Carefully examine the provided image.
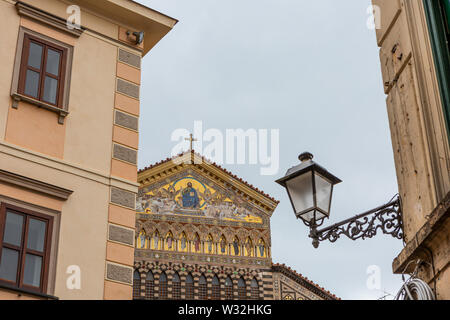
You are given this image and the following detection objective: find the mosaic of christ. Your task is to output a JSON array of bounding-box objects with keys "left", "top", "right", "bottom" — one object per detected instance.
[{"left": 136, "top": 176, "right": 263, "bottom": 224}]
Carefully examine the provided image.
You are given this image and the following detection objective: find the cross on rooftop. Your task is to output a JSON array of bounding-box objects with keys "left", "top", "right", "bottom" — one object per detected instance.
[{"left": 185, "top": 133, "right": 197, "bottom": 152}]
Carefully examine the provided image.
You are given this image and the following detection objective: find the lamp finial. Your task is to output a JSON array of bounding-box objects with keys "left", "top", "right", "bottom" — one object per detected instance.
[{"left": 299, "top": 152, "right": 313, "bottom": 162}]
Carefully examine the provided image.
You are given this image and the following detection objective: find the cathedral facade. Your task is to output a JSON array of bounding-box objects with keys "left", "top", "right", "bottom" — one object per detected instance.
[{"left": 133, "top": 151, "right": 337, "bottom": 300}]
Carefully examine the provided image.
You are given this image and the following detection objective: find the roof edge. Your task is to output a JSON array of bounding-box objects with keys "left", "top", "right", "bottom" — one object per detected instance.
[
  {"left": 272, "top": 263, "right": 340, "bottom": 300},
  {"left": 138, "top": 150, "right": 280, "bottom": 205}
]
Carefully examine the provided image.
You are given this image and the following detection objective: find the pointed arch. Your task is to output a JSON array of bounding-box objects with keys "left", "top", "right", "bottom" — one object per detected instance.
[
  {"left": 172, "top": 272, "right": 181, "bottom": 300},
  {"left": 198, "top": 274, "right": 207, "bottom": 300},
  {"left": 219, "top": 235, "right": 228, "bottom": 255},
  {"left": 238, "top": 277, "right": 246, "bottom": 299},
  {"left": 151, "top": 229, "right": 160, "bottom": 250},
  {"left": 133, "top": 270, "right": 141, "bottom": 299},
  {"left": 185, "top": 273, "right": 194, "bottom": 299},
  {"left": 179, "top": 231, "right": 188, "bottom": 252},
  {"left": 192, "top": 232, "right": 201, "bottom": 253},
  {"left": 159, "top": 272, "right": 168, "bottom": 300},
  {"left": 257, "top": 238, "right": 266, "bottom": 258},
  {"left": 212, "top": 275, "right": 220, "bottom": 300},
  {"left": 164, "top": 231, "right": 175, "bottom": 251},
  {"left": 232, "top": 236, "right": 240, "bottom": 256},
  {"left": 225, "top": 276, "right": 233, "bottom": 300},
  {"left": 244, "top": 237, "right": 253, "bottom": 257},
  {"left": 250, "top": 278, "right": 259, "bottom": 300},
  {"left": 137, "top": 229, "right": 147, "bottom": 249},
  {"left": 145, "top": 271, "right": 154, "bottom": 300},
  {"left": 206, "top": 233, "right": 214, "bottom": 254}
]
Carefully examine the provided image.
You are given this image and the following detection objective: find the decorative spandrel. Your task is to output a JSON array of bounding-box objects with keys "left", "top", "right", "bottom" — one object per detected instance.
[{"left": 137, "top": 174, "right": 264, "bottom": 224}]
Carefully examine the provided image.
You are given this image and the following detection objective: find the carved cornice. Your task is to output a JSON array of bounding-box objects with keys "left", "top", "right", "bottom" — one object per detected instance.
[
  {"left": 0, "top": 169, "right": 73, "bottom": 201},
  {"left": 134, "top": 258, "right": 271, "bottom": 276},
  {"left": 135, "top": 249, "right": 271, "bottom": 268},
  {"left": 16, "top": 1, "right": 85, "bottom": 38}
]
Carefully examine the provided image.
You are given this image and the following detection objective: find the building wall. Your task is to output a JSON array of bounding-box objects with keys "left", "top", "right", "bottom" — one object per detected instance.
[
  {"left": 372, "top": 0, "right": 450, "bottom": 299},
  {"left": 0, "top": 0, "right": 174, "bottom": 300},
  {"left": 133, "top": 154, "right": 337, "bottom": 300},
  {"left": 272, "top": 273, "right": 322, "bottom": 300}
]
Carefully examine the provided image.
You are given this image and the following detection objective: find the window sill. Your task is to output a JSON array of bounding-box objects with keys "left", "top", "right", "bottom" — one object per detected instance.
[
  {"left": 11, "top": 93, "right": 69, "bottom": 125},
  {"left": 0, "top": 283, "right": 58, "bottom": 300}
]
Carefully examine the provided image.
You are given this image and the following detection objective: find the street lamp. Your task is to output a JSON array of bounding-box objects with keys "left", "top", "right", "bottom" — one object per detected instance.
[
  {"left": 276, "top": 152, "right": 403, "bottom": 248},
  {"left": 275, "top": 152, "right": 341, "bottom": 227}
]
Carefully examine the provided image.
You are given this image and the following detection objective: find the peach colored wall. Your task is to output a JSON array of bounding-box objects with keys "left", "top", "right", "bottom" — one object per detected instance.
[
  {"left": 0, "top": 0, "right": 120, "bottom": 300},
  {"left": 111, "top": 159, "right": 138, "bottom": 182},
  {"left": 5, "top": 101, "right": 66, "bottom": 159},
  {"left": 104, "top": 280, "right": 132, "bottom": 300},
  {"left": 0, "top": 289, "right": 44, "bottom": 300},
  {"left": 115, "top": 93, "right": 140, "bottom": 116},
  {"left": 116, "top": 62, "right": 141, "bottom": 85},
  {"left": 106, "top": 242, "right": 134, "bottom": 266},
  {"left": 0, "top": 1, "right": 20, "bottom": 141},
  {"left": 108, "top": 204, "right": 136, "bottom": 229},
  {"left": 0, "top": 181, "right": 63, "bottom": 212},
  {"left": 113, "top": 126, "right": 139, "bottom": 149},
  {"left": 63, "top": 33, "right": 117, "bottom": 173},
  {"left": 0, "top": 148, "right": 111, "bottom": 299},
  {"left": 0, "top": 0, "right": 158, "bottom": 300},
  {"left": 20, "top": 17, "right": 76, "bottom": 46},
  {"left": 21, "top": 0, "right": 119, "bottom": 40}
]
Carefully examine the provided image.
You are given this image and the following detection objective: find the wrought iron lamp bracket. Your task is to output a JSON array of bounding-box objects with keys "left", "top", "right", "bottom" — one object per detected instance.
[{"left": 309, "top": 196, "right": 403, "bottom": 248}]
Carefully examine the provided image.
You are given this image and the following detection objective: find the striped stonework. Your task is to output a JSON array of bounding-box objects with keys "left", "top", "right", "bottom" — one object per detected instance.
[
  {"left": 134, "top": 261, "right": 267, "bottom": 300},
  {"left": 261, "top": 269, "right": 274, "bottom": 300},
  {"left": 104, "top": 46, "right": 141, "bottom": 300},
  {"left": 134, "top": 153, "right": 338, "bottom": 300}
]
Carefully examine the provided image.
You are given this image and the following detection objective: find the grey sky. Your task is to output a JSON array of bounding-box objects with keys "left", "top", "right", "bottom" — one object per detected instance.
[{"left": 136, "top": 0, "right": 404, "bottom": 299}]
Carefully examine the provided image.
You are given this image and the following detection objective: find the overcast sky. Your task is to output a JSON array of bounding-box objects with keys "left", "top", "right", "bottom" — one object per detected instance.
[{"left": 136, "top": 0, "right": 404, "bottom": 300}]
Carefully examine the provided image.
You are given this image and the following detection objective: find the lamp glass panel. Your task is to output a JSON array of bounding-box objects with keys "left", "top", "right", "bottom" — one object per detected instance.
[
  {"left": 315, "top": 210, "right": 326, "bottom": 221},
  {"left": 314, "top": 172, "right": 332, "bottom": 214},
  {"left": 286, "top": 171, "right": 313, "bottom": 215},
  {"left": 299, "top": 209, "right": 315, "bottom": 223}
]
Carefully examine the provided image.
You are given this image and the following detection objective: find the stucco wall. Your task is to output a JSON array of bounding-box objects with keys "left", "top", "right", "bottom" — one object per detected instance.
[{"left": 0, "top": 0, "right": 144, "bottom": 299}]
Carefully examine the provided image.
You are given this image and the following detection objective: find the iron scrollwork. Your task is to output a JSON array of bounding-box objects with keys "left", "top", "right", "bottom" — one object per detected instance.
[{"left": 309, "top": 196, "right": 403, "bottom": 248}]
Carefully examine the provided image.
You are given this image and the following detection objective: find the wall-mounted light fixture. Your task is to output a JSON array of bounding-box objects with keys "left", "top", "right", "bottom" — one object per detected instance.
[
  {"left": 276, "top": 152, "right": 403, "bottom": 248},
  {"left": 126, "top": 30, "right": 145, "bottom": 45}
]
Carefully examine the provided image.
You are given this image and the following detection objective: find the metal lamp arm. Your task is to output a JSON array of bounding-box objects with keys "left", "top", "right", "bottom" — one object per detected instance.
[{"left": 309, "top": 196, "right": 403, "bottom": 248}]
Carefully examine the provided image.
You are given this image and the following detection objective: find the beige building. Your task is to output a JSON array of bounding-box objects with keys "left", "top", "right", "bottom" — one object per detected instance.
[
  {"left": 372, "top": 0, "right": 449, "bottom": 299},
  {"left": 0, "top": 0, "right": 176, "bottom": 299}
]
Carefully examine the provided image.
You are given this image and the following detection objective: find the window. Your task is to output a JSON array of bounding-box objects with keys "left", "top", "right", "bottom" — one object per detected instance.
[
  {"left": 133, "top": 270, "right": 141, "bottom": 299},
  {"left": 198, "top": 275, "right": 207, "bottom": 300},
  {"left": 424, "top": 0, "right": 450, "bottom": 137},
  {"left": 212, "top": 275, "right": 220, "bottom": 300},
  {"left": 18, "top": 34, "right": 67, "bottom": 108},
  {"left": 0, "top": 204, "right": 53, "bottom": 293},
  {"left": 238, "top": 277, "right": 246, "bottom": 300},
  {"left": 172, "top": 272, "right": 181, "bottom": 300},
  {"left": 251, "top": 278, "right": 259, "bottom": 300},
  {"left": 185, "top": 273, "right": 194, "bottom": 299},
  {"left": 11, "top": 28, "right": 74, "bottom": 124},
  {"left": 145, "top": 271, "right": 154, "bottom": 300},
  {"left": 225, "top": 277, "right": 233, "bottom": 300},
  {"left": 159, "top": 272, "right": 167, "bottom": 300}
]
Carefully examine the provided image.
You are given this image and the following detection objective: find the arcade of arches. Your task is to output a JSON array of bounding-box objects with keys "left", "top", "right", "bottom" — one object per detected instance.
[{"left": 133, "top": 152, "right": 338, "bottom": 300}]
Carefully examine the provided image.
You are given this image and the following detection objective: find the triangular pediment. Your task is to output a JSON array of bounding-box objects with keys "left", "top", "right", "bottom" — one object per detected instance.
[{"left": 137, "top": 152, "right": 278, "bottom": 225}]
